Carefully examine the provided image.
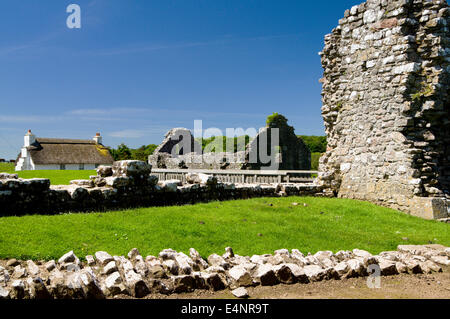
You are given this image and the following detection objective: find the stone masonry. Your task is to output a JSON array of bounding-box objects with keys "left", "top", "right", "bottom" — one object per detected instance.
[
  {"left": 317, "top": 0, "right": 450, "bottom": 219},
  {"left": 0, "top": 244, "right": 448, "bottom": 299},
  {"left": 0, "top": 161, "right": 319, "bottom": 216}
]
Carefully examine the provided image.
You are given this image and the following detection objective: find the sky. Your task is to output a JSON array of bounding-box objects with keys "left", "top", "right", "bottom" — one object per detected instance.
[{"left": 0, "top": 0, "right": 362, "bottom": 160}]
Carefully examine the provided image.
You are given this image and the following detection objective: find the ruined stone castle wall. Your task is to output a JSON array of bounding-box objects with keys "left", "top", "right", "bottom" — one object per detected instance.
[
  {"left": 0, "top": 161, "right": 320, "bottom": 216},
  {"left": 318, "top": 0, "right": 449, "bottom": 219}
]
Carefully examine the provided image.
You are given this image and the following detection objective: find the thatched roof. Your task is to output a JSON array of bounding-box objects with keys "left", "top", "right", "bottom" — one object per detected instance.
[{"left": 26, "top": 137, "right": 114, "bottom": 165}]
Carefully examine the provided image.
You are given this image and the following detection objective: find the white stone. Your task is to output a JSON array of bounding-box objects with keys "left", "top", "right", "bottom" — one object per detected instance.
[
  {"left": 102, "top": 261, "right": 118, "bottom": 275},
  {"left": 228, "top": 266, "right": 253, "bottom": 287},
  {"left": 45, "top": 260, "right": 56, "bottom": 272},
  {"left": 86, "top": 255, "right": 95, "bottom": 266},
  {"left": 26, "top": 260, "right": 40, "bottom": 276},
  {"left": 352, "top": 249, "right": 372, "bottom": 258},
  {"left": 431, "top": 256, "right": 450, "bottom": 266},
  {"left": 95, "top": 251, "right": 114, "bottom": 266},
  {"left": 232, "top": 287, "right": 249, "bottom": 299},
  {"left": 105, "top": 272, "right": 122, "bottom": 288},
  {"left": 58, "top": 251, "right": 77, "bottom": 264},
  {"left": 303, "top": 265, "right": 326, "bottom": 282},
  {"left": 363, "top": 9, "right": 377, "bottom": 24},
  {"left": 334, "top": 262, "right": 349, "bottom": 276}
]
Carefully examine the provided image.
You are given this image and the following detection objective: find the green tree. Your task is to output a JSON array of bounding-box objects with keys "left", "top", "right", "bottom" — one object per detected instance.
[
  {"left": 109, "top": 143, "right": 158, "bottom": 161},
  {"left": 298, "top": 136, "right": 327, "bottom": 153},
  {"left": 266, "top": 112, "right": 289, "bottom": 128}
]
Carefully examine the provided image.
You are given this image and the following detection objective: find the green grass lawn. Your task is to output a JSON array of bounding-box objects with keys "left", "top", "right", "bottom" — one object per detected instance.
[
  {"left": 0, "top": 197, "right": 447, "bottom": 261},
  {"left": 0, "top": 163, "right": 15, "bottom": 173},
  {"left": 0, "top": 163, "right": 95, "bottom": 185}
]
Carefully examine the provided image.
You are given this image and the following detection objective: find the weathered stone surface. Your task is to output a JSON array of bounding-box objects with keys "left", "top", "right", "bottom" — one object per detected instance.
[
  {"left": 70, "top": 180, "right": 94, "bottom": 188},
  {"left": 431, "top": 256, "right": 450, "bottom": 266},
  {"left": 0, "top": 244, "right": 449, "bottom": 299},
  {"left": 10, "top": 280, "right": 26, "bottom": 299},
  {"left": 346, "top": 259, "right": 366, "bottom": 277},
  {"left": 13, "top": 265, "right": 27, "bottom": 279},
  {"left": 317, "top": 0, "right": 450, "bottom": 219},
  {"left": 303, "top": 265, "right": 327, "bottom": 282},
  {"left": 102, "top": 261, "right": 118, "bottom": 276},
  {"left": 189, "top": 248, "right": 209, "bottom": 270},
  {"left": 112, "top": 160, "right": 152, "bottom": 178},
  {"left": 201, "top": 272, "right": 226, "bottom": 291},
  {"left": 45, "top": 260, "right": 56, "bottom": 272},
  {"left": 6, "top": 259, "right": 19, "bottom": 268},
  {"left": 174, "top": 252, "right": 194, "bottom": 275},
  {"left": 96, "top": 165, "right": 113, "bottom": 178},
  {"left": 228, "top": 266, "right": 253, "bottom": 288},
  {"left": 58, "top": 251, "right": 78, "bottom": 264},
  {"left": 186, "top": 173, "right": 218, "bottom": 185},
  {"left": 104, "top": 272, "right": 126, "bottom": 296},
  {"left": 95, "top": 251, "right": 114, "bottom": 266},
  {"left": 334, "top": 262, "right": 350, "bottom": 277},
  {"left": 85, "top": 255, "right": 95, "bottom": 266},
  {"left": 116, "top": 256, "right": 149, "bottom": 298},
  {"left": 26, "top": 260, "right": 40, "bottom": 276},
  {"left": 0, "top": 173, "right": 18, "bottom": 180},
  {"left": 79, "top": 270, "right": 104, "bottom": 299},
  {"left": 163, "top": 260, "right": 179, "bottom": 275},
  {"left": 0, "top": 266, "right": 10, "bottom": 285},
  {"left": 377, "top": 259, "right": 398, "bottom": 276},
  {"left": 273, "top": 264, "right": 296, "bottom": 284},
  {"left": 0, "top": 286, "right": 10, "bottom": 299},
  {"left": 207, "top": 254, "right": 230, "bottom": 270},
  {"left": 172, "top": 275, "right": 196, "bottom": 293},
  {"left": 232, "top": 287, "right": 249, "bottom": 299},
  {"left": 353, "top": 249, "right": 372, "bottom": 259},
  {"left": 127, "top": 248, "right": 141, "bottom": 260},
  {"left": 30, "top": 277, "right": 51, "bottom": 299},
  {"left": 253, "top": 264, "right": 278, "bottom": 286},
  {"left": 223, "top": 247, "right": 235, "bottom": 260}
]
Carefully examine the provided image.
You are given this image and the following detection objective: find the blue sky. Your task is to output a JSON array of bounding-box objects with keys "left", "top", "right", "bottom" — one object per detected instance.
[{"left": 0, "top": 0, "right": 361, "bottom": 160}]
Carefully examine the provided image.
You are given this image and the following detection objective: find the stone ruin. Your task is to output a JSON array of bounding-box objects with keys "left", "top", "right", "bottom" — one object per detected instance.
[
  {"left": 0, "top": 244, "right": 449, "bottom": 299},
  {"left": 0, "top": 161, "right": 319, "bottom": 216},
  {"left": 245, "top": 118, "right": 311, "bottom": 171},
  {"left": 317, "top": 0, "right": 450, "bottom": 219},
  {"left": 149, "top": 121, "right": 311, "bottom": 171}
]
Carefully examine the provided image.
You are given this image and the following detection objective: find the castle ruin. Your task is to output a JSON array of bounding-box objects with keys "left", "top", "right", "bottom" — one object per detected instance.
[{"left": 317, "top": 0, "right": 450, "bottom": 219}]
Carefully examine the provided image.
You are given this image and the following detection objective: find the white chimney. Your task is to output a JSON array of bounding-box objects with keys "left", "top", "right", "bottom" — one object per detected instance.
[
  {"left": 24, "top": 129, "right": 35, "bottom": 147},
  {"left": 93, "top": 132, "right": 102, "bottom": 144}
]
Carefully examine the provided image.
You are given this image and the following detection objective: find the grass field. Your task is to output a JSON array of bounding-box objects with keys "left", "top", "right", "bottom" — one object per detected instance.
[
  {"left": 0, "top": 163, "right": 95, "bottom": 185},
  {"left": 0, "top": 197, "right": 448, "bottom": 261}
]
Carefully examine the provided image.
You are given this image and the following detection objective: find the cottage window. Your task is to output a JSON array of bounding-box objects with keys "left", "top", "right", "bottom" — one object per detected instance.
[
  {"left": 60, "top": 164, "right": 66, "bottom": 170},
  {"left": 79, "top": 164, "right": 85, "bottom": 170}
]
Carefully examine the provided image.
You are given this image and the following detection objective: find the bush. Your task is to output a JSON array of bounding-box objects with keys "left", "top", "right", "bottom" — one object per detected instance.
[
  {"left": 109, "top": 144, "right": 158, "bottom": 161},
  {"left": 266, "top": 112, "right": 289, "bottom": 127},
  {"left": 299, "top": 136, "right": 327, "bottom": 153}
]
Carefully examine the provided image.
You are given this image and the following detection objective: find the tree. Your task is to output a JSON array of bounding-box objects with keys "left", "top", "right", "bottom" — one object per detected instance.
[
  {"left": 109, "top": 143, "right": 158, "bottom": 161},
  {"left": 266, "top": 112, "right": 289, "bottom": 128},
  {"left": 298, "top": 136, "right": 327, "bottom": 153}
]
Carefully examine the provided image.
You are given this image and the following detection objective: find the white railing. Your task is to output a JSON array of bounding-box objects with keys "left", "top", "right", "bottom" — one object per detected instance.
[{"left": 152, "top": 168, "right": 318, "bottom": 184}]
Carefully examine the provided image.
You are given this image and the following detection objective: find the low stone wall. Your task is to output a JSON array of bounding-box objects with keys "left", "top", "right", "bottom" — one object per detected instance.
[
  {"left": 0, "top": 244, "right": 448, "bottom": 299},
  {"left": 0, "top": 161, "right": 322, "bottom": 216}
]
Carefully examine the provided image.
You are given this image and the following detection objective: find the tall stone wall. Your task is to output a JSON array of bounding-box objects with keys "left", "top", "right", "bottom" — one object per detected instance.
[{"left": 318, "top": 0, "right": 450, "bottom": 219}]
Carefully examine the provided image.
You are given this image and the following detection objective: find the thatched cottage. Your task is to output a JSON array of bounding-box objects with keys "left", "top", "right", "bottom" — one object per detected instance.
[{"left": 15, "top": 130, "right": 114, "bottom": 171}]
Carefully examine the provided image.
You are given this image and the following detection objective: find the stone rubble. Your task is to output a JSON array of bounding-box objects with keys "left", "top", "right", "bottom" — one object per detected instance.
[
  {"left": 0, "top": 160, "right": 321, "bottom": 216},
  {"left": 0, "top": 244, "right": 447, "bottom": 299}
]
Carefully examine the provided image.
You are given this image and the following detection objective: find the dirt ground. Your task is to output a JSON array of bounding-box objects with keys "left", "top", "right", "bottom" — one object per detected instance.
[{"left": 130, "top": 268, "right": 450, "bottom": 300}]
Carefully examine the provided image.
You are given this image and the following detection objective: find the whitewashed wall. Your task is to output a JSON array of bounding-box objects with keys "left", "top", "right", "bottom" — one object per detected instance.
[{"left": 33, "top": 164, "right": 101, "bottom": 170}]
